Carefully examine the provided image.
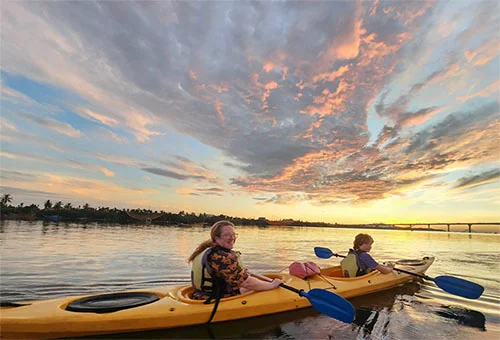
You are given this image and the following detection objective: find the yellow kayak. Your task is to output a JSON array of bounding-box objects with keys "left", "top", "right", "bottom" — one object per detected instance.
[{"left": 0, "top": 257, "right": 434, "bottom": 339}]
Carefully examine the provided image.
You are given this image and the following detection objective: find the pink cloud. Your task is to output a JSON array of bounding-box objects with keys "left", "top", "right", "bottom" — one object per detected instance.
[{"left": 457, "top": 80, "right": 500, "bottom": 102}]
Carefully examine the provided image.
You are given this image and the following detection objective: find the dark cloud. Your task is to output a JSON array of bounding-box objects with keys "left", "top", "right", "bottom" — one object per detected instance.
[
  {"left": 0, "top": 186, "right": 73, "bottom": 200},
  {"left": 141, "top": 167, "right": 205, "bottom": 181},
  {"left": 2, "top": 1, "right": 498, "bottom": 207},
  {"left": 254, "top": 193, "right": 305, "bottom": 205},
  {"left": 252, "top": 196, "right": 269, "bottom": 201},
  {"left": 11, "top": 1, "right": 411, "bottom": 179},
  {"left": 454, "top": 169, "right": 500, "bottom": 189},
  {"left": 0, "top": 170, "right": 36, "bottom": 181},
  {"left": 15, "top": 111, "right": 83, "bottom": 138},
  {"left": 197, "top": 187, "right": 224, "bottom": 193},
  {"left": 194, "top": 187, "right": 224, "bottom": 196}
]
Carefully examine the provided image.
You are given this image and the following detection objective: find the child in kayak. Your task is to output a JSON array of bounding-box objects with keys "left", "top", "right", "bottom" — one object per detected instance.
[
  {"left": 341, "top": 233, "right": 394, "bottom": 278},
  {"left": 188, "top": 220, "right": 282, "bottom": 300}
]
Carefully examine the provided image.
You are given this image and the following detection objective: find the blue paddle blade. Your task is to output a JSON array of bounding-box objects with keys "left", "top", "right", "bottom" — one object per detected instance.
[
  {"left": 300, "top": 288, "right": 355, "bottom": 323},
  {"left": 434, "top": 275, "right": 484, "bottom": 299},
  {"left": 314, "top": 247, "right": 334, "bottom": 259}
]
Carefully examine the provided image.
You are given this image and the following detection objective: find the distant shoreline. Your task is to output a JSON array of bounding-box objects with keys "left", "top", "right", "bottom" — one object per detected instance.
[{"left": 1, "top": 218, "right": 498, "bottom": 234}]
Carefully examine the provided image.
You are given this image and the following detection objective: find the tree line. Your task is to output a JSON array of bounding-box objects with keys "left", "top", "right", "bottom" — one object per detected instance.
[
  {"left": 1, "top": 193, "right": 378, "bottom": 229},
  {"left": 0, "top": 193, "right": 273, "bottom": 226}
]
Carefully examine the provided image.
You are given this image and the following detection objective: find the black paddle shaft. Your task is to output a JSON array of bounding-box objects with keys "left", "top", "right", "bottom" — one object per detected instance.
[
  {"left": 278, "top": 283, "right": 302, "bottom": 294},
  {"left": 391, "top": 267, "right": 432, "bottom": 280},
  {"left": 250, "top": 272, "right": 303, "bottom": 294}
]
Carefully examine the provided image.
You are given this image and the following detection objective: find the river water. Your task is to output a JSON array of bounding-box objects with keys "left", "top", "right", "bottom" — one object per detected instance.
[{"left": 1, "top": 221, "right": 499, "bottom": 339}]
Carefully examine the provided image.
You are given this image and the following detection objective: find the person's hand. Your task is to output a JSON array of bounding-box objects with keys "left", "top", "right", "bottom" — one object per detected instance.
[
  {"left": 271, "top": 278, "right": 283, "bottom": 288},
  {"left": 385, "top": 261, "right": 395, "bottom": 269}
]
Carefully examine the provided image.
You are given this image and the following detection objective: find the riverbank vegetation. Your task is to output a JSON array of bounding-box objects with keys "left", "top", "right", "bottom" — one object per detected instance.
[
  {"left": 3, "top": 193, "right": 496, "bottom": 233},
  {"left": 1, "top": 193, "right": 336, "bottom": 227}
]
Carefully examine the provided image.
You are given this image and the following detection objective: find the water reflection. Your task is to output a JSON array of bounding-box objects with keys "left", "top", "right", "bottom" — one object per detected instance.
[
  {"left": 349, "top": 281, "right": 423, "bottom": 338},
  {"left": 353, "top": 307, "right": 382, "bottom": 336},
  {"left": 74, "top": 307, "right": 320, "bottom": 339},
  {"left": 434, "top": 305, "right": 486, "bottom": 330},
  {"left": 1, "top": 221, "right": 498, "bottom": 340},
  {"left": 349, "top": 280, "right": 487, "bottom": 339}
]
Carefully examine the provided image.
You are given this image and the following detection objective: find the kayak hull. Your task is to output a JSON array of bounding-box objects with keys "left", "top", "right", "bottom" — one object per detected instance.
[{"left": 0, "top": 257, "right": 434, "bottom": 339}]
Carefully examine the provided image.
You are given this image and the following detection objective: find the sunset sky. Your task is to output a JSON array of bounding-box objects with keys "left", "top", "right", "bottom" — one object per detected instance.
[{"left": 1, "top": 1, "right": 499, "bottom": 224}]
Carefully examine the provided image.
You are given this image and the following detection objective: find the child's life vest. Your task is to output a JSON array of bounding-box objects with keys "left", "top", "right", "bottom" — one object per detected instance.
[{"left": 341, "top": 249, "right": 373, "bottom": 278}]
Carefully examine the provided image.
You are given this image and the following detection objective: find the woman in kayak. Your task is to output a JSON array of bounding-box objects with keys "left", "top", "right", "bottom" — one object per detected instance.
[
  {"left": 188, "top": 220, "right": 283, "bottom": 300},
  {"left": 341, "top": 233, "right": 394, "bottom": 277}
]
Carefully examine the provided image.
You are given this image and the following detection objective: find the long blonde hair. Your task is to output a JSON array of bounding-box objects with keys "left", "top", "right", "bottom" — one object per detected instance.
[{"left": 187, "top": 220, "right": 235, "bottom": 263}]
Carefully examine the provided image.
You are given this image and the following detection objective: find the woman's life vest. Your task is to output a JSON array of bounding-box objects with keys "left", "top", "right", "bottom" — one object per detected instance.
[
  {"left": 341, "top": 249, "right": 372, "bottom": 278},
  {"left": 191, "top": 246, "right": 243, "bottom": 298}
]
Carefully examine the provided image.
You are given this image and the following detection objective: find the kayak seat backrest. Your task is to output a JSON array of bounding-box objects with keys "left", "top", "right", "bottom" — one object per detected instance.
[
  {"left": 179, "top": 286, "right": 200, "bottom": 301},
  {"left": 320, "top": 267, "right": 344, "bottom": 278}
]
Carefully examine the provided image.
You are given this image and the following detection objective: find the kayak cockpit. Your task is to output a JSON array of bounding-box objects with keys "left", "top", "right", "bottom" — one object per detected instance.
[{"left": 171, "top": 273, "right": 290, "bottom": 304}]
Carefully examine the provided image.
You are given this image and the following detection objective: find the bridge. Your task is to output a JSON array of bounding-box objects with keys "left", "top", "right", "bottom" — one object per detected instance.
[{"left": 392, "top": 222, "right": 500, "bottom": 233}]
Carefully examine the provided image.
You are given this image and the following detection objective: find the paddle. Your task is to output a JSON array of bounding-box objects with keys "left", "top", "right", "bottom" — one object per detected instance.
[
  {"left": 249, "top": 272, "right": 355, "bottom": 323},
  {"left": 314, "top": 247, "right": 484, "bottom": 300}
]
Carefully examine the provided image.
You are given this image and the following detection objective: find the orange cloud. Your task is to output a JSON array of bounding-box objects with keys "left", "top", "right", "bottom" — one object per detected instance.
[
  {"left": 263, "top": 62, "right": 275, "bottom": 72},
  {"left": 301, "top": 79, "right": 352, "bottom": 117},
  {"left": 209, "top": 83, "right": 229, "bottom": 93},
  {"left": 399, "top": 107, "right": 443, "bottom": 128},
  {"left": 260, "top": 81, "right": 279, "bottom": 110},
  {"left": 312, "top": 65, "right": 350, "bottom": 83},
  {"left": 99, "top": 167, "right": 115, "bottom": 177},
  {"left": 457, "top": 80, "right": 500, "bottom": 102},
  {"left": 214, "top": 98, "right": 225, "bottom": 121},
  {"left": 79, "top": 108, "right": 118, "bottom": 126},
  {"left": 464, "top": 38, "right": 500, "bottom": 66},
  {"left": 319, "top": 17, "right": 365, "bottom": 67},
  {"left": 125, "top": 112, "right": 163, "bottom": 142}
]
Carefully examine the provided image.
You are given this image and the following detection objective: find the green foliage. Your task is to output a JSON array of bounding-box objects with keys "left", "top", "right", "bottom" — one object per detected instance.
[{"left": 0, "top": 193, "right": 269, "bottom": 226}]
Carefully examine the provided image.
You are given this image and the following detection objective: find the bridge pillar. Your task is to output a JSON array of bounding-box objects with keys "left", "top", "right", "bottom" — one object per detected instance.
[
  {"left": 447, "top": 224, "right": 450, "bottom": 232},
  {"left": 428, "top": 224, "right": 430, "bottom": 230},
  {"left": 468, "top": 224, "right": 472, "bottom": 233}
]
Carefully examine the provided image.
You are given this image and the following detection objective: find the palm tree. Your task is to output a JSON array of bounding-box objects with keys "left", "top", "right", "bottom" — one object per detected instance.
[
  {"left": 1, "top": 194, "right": 12, "bottom": 208},
  {"left": 44, "top": 200, "right": 52, "bottom": 210}
]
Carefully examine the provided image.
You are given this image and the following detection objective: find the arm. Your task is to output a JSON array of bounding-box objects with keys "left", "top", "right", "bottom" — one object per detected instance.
[
  {"left": 211, "top": 250, "right": 282, "bottom": 293},
  {"left": 360, "top": 252, "right": 393, "bottom": 274},
  {"left": 375, "top": 263, "right": 393, "bottom": 274}
]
